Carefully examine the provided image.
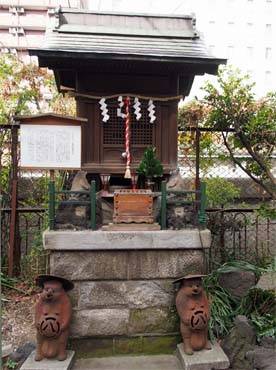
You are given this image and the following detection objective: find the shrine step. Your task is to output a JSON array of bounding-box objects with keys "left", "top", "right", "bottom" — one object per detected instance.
[
  {"left": 73, "top": 354, "right": 182, "bottom": 370},
  {"left": 102, "top": 223, "right": 161, "bottom": 231}
]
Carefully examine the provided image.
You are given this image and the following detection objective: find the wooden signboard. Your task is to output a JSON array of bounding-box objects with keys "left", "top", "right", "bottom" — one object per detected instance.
[
  {"left": 113, "top": 189, "right": 154, "bottom": 224},
  {"left": 18, "top": 114, "right": 87, "bottom": 170}
]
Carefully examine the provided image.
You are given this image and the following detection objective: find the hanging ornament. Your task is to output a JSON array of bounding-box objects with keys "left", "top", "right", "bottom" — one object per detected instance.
[
  {"left": 148, "top": 99, "right": 156, "bottom": 123},
  {"left": 117, "top": 95, "right": 126, "bottom": 119},
  {"left": 133, "top": 97, "right": 142, "bottom": 121},
  {"left": 124, "top": 96, "right": 131, "bottom": 179},
  {"left": 99, "top": 98, "right": 110, "bottom": 122}
]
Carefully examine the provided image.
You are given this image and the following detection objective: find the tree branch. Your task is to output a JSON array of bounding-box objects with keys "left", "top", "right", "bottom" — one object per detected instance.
[
  {"left": 221, "top": 132, "right": 275, "bottom": 198},
  {"left": 236, "top": 130, "right": 276, "bottom": 187}
]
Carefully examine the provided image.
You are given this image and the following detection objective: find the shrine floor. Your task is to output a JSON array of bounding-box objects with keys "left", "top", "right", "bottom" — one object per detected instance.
[{"left": 73, "top": 354, "right": 182, "bottom": 370}]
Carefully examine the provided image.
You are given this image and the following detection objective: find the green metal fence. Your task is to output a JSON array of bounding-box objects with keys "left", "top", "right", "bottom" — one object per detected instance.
[
  {"left": 48, "top": 180, "right": 97, "bottom": 230},
  {"left": 160, "top": 180, "right": 207, "bottom": 230},
  {"left": 48, "top": 179, "right": 206, "bottom": 230}
]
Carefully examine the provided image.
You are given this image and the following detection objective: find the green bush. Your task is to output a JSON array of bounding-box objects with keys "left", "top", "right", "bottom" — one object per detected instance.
[{"left": 205, "top": 177, "right": 241, "bottom": 208}]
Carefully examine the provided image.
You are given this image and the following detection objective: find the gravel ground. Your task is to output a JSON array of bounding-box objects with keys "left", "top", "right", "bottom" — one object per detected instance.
[{"left": 2, "top": 289, "right": 37, "bottom": 350}]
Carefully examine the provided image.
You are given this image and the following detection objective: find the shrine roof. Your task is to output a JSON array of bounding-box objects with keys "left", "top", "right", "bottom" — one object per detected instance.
[{"left": 30, "top": 8, "right": 225, "bottom": 69}]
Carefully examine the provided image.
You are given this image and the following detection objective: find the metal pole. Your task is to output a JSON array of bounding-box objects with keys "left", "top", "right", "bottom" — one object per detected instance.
[
  {"left": 195, "top": 128, "right": 201, "bottom": 207},
  {"left": 8, "top": 126, "right": 19, "bottom": 276},
  {"left": 198, "top": 182, "right": 207, "bottom": 227},
  {"left": 90, "top": 180, "right": 96, "bottom": 230},
  {"left": 48, "top": 177, "right": 55, "bottom": 230},
  {"left": 161, "top": 180, "right": 167, "bottom": 230}
]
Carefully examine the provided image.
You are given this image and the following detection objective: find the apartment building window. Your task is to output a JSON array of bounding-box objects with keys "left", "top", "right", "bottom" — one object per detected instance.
[
  {"left": 265, "top": 71, "right": 272, "bottom": 86},
  {"left": 265, "top": 47, "right": 272, "bottom": 60},
  {"left": 246, "top": 46, "right": 254, "bottom": 58},
  {"left": 228, "top": 45, "right": 235, "bottom": 58}
]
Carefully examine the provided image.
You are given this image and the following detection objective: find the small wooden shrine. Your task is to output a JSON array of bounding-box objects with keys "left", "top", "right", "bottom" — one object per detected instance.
[
  {"left": 34, "top": 8, "right": 226, "bottom": 357},
  {"left": 30, "top": 8, "right": 225, "bottom": 182}
]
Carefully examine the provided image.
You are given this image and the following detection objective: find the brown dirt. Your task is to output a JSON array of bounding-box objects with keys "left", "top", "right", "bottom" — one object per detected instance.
[{"left": 2, "top": 284, "right": 39, "bottom": 350}]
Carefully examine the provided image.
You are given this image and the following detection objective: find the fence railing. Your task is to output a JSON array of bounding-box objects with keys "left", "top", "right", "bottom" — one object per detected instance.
[
  {"left": 48, "top": 180, "right": 206, "bottom": 230},
  {"left": 206, "top": 208, "right": 275, "bottom": 270},
  {"left": 48, "top": 180, "right": 97, "bottom": 230},
  {"left": 160, "top": 180, "right": 207, "bottom": 229}
]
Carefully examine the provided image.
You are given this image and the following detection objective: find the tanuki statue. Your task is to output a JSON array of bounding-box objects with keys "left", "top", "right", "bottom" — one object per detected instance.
[
  {"left": 175, "top": 274, "right": 211, "bottom": 355},
  {"left": 34, "top": 275, "right": 74, "bottom": 361}
]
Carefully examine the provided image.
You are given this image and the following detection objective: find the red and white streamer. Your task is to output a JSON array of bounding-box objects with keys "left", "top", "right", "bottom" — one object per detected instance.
[{"left": 124, "top": 96, "right": 131, "bottom": 179}]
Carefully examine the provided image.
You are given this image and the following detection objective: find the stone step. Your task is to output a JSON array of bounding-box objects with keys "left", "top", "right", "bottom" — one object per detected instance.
[{"left": 73, "top": 355, "right": 182, "bottom": 370}]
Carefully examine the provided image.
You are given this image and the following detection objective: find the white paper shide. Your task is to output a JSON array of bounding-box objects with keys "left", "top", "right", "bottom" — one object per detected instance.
[{"left": 20, "top": 124, "right": 81, "bottom": 169}]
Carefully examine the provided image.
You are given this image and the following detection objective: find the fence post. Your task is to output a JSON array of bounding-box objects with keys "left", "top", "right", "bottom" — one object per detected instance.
[
  {"left": 161, "top": 180, "right": 167, "bottom": 230},
  {"left": 48, "top": 180, "right": 55, "bottom": 230},
  {"left": 90, "top": 180, "right": 96, "bottom": 230},
  {"left": 198, "top": 181, "right": 207, "bottom": 227}
]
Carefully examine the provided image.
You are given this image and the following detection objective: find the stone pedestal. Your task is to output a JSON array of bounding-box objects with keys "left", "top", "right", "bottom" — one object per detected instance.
[
  {"left": 43, "top": 229, "right": 211, "bottom": 357},
  {"left": 176, "top": 342, "right": 229, "bottom": 370},
  {"left": 20, "top": 351, "right": 75, "bottom": 370}
]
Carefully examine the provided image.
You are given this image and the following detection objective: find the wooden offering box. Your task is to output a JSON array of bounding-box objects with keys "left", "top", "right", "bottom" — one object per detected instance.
[{"left": 113, "top": 190, "right": 154, "bottom": 224}]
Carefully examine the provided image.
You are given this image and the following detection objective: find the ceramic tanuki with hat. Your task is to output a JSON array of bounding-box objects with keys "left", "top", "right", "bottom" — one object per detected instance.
[
  {"left": 34, "top": 275, "right": 74, "bottom": 361},
  {"left": 174, "top": 274, "right": 212, "bottom": 355}
]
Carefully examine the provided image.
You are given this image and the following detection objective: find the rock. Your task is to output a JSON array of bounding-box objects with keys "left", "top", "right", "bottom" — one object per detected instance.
[
  {"left": 246, "top": 344, "right": 276, "bottom": 370},
  {"left": 2, "top": 344, "right": 13, "bottom": 358},
  {"left": 218, "top": 270, "right": 256, "bottom": 299},
  {"left": 10, "top": 342, "right": 36, "bottom": 362},
  {"left": 256, "top": 272, "right": 276, "bottom": 292},
  {"left": 221, "top": 315, "right": 256, "bottom": 370},
  {"left": 260, "top": 336, "right": 276, "bottom": 348}
]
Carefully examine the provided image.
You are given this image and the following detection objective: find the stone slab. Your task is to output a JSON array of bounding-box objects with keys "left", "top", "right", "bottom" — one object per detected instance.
[
  {"left": 102, "top": 223, "right": 161, "bottom": 231},
  {"left": 43, "top": 229, "right": 211, "bottom": 251},
  {"left": 176, "top": 342, "right": 229, "bottom": 370},
  {"left": 73, "top": 355, "right": 182, "bottom": 370},
  {"left": 20, "top": 350, "right": 75, "bottom": 370}
]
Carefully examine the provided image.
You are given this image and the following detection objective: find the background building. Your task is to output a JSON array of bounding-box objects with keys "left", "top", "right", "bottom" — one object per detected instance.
[
  {"left": 84, "top": 0, "right": 276, "bottom": 98},
  {"left": 0, "top": 0, "right": 81, "bottom": 61},
  {"left": 0, "top": 0, "right": 275, "bottom": 96}
]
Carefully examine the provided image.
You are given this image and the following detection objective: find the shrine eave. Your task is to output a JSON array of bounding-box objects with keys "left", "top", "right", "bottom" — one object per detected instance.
[{"left": 29, "top": 49, "right": 226, "bottom": 75}]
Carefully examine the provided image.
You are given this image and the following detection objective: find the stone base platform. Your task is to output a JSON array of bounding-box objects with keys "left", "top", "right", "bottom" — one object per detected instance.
[
  {"left": 176, "top": 343, "right": 229, "bottom": 370},
  {"left": 20, "top": 351, "right": 75, "bottom": 370},
  {"left": 44, "top": 229, "right": 211, "bottom": 356}
]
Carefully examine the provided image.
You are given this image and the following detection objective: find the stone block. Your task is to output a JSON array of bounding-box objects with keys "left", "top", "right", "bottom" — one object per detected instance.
[
  {"left": 129, "top": 307, "right": 178, "bottom": 334},
  {"left": 128, "top": 250, "right": 204, "bottom": 279},
  {"left": 176, "top": 342, "right": 229, "bottom": 370},
  {"left": 78, "top": 280, "right": 174, "bottom": 309},
  {"left": 50, "top": 251, "right": 128, "bottom": 280},
  {"left": 70, "top": 309, "right": 129, "bottom": 337},
  {"left": 20, "top": 350, "right": 75, "bottom": 370},
  {"left": 50, "top": 250, "right": 203, "bottom": 281}
]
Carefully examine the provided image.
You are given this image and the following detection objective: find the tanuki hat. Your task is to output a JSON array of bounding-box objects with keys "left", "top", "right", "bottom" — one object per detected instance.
[
  {"left": 172, "top": 274, "right": 206, "bottom": 285},
  {"left": 36, "top": 275, "right": 74, "bottom": 292}
]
